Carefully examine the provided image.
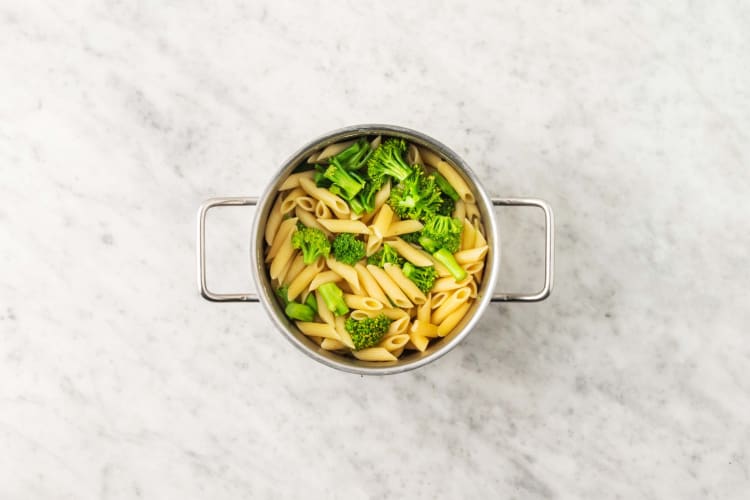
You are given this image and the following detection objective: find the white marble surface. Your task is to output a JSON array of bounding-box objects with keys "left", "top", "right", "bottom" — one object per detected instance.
[{"left": 2, "top": 1, "right": 749, "bottom": 498}]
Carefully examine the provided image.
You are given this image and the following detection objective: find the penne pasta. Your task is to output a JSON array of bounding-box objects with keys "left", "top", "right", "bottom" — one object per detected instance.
[
  {"left": 452, "top": 199, "right": 466, "bottom": 221},
  {"left": 455, "top": 246, "right": 489, "bottom": 265},
  {"left": 406, "top": 143, "right": 421, "bottom": 166},
  {"left": 366, "top": 265, "right": 413, "bottom": 309},
  {"left": 321, "top": 338, "right": 347, "bottom": 351},
  {"left": 344, "top": 294, "right": 383, "bottom": 311},
  {"left": 385, "top": 219, "right": 423, "bottom": 237},
  {"left": 430, "top": 291, "right": 448, "bottom": 309},
  {"left": 432, "top": 275, "right": 473, "bottom": 293},
  {"left": 264, "top": 196, "right": 284, "bottom": 246},
  {"left": 299, "top": 177, "right": 349, "bottom": 216},
  {"left": 266, "top": 217, "right": 298, "bottom": 262},
  {"left": 417, "top": 296, "right": 432, "bottom": 322},
  {"left": 296, "top": 321, "right": 340, "bottom": 340},
  {"left": 473, "top": 221, "right": 487, "bottom": 248},
  {"left": 386, "top": 316, "right": 410, "bottom": 336},
  {"left": 296, "top": 196, "right": 316, "bottom": 212},
  {"left": 295, "top": 206, "right": 331, "bottom": 236},
  {"left": 350, "top": 310, "right": 377, "bottom": 320},
  {"left": 467, "top": 278, "right": 478, "bottom": 298},
  {"left": 279, "top": 170, "right": 315, "bottom": 191},
  {"left": 437, "top": 302, "right": 472, "bottom": 337},
  {"left": 461, "top": 218, "right": 477, "bottom": 250},
  {"left": 317, "top": 218, "right": 370, "bottom": 234},
  {"left": 315, "top": 200, "right": 332, "bottom": 219},
  {"left": 465, "top": 202, "right": 480, "bottom": 223},
  {"left": 365, "top": 234, "right": 382, "bottom": 257},
  {"left": 383, "top": 263, "right": 427, "bottom": 305},
  {"left": 316, "top": 290, "right": 335, "bottom": 326},
  {"left": 432, "top": 287, "right": 472, "bottom": 324},
  {"left": 408, "top": 331, "right": 430, "bottom": 352},
  {"left": 282, "top": 253, "right": 306, "bottom": 286},
  {"left": 352, "top": 347, "right": 397, "bottom": 362},
  {"left": 464, "top": 261, "right": 484, "bottom": 275},
  {"left": 381, "top": 307, "right": 410, "bottom": 320},
  {"left": 280, "top": 187, "right": 306, "bottom": 214},
  {"left": 327, "top": 258, "right": 363, "bottom": 295},
  {"left": 354, "top": 263, "right": 390, "bottom": 305},
  {"left": 410, "top": 319, "right": 439, "bottom": 338},
  {"left": 315, "top": 140, "right": 355, "bottom": 162},
  {"left": 309, "top": 270, "right": 343, "bottom": 291},
  {"left": 386, "top": 237, "right": 434, "bottom": 267},
  {"left": 269, "top": 230, "right": 296, "bottom": 280},
  {"left": 370, "top": 203, "right": 393, "bottom": 239},
  {"left": 287, "top": 258, "right": 325, "bottom": 301},
  {"left": 380, "top": 334, "right": 410, "bottom": 351}
]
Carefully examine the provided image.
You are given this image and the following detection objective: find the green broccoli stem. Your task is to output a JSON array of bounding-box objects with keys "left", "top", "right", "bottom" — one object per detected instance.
[
  {"left": 432, "top": 248, "right": 467, "bottom": 281},
  {"left": 317, "top": 282, "right": 349, "bottom": 316},
  {"left": 304, "top": 293, "right": 318, "bottom": 313},
  {"left": 348, "top": 196, "right": 366, "bottom": 215},
  {"left": 285, "top": 302, "right": 315, "bottom": 322},
  {"left": 433, "top": 171, "right": 460, "bottom": 201},
  {"left": 324, "top": 165, "right": 364, "bottom": 199}
]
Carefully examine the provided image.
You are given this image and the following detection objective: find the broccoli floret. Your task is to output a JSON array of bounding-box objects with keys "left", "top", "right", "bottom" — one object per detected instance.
[
  {"left": 436, "top": 195, "right": 455, "bottom": 216},
  {"left": 418, "top": 215, "right": 463, "bottom": 253},
  {"left": 285, "top": 302, "right": 315, "bottom": 322},
  {"left": 388, "top": 165, "right": 443, "bottom": 222},
  {"left": 366, "top": 138, "right": 413, "bottom": 187},
  {"left": 400, "top": 231, "right": 422, "bottom": 244},
  {"left": 367, "top": 243, "right": 404, "bottom": 267},
  {"left": 332, "top": 233, "right": 366, "bottom": 265},
  {"left": 276, "top": 285, "right": 291, "bottom": 306},
  {"left": 402, "top": 262, "right": 437, "bottom": 294},
  {"left": 329, "top": 138, "right": 372, "bottom": 171},
  {"left": 292, "top": 226, "right": 331, "bottom": 264},
  {"left": 345, "top": 313, "right": 393, "bottom": 350},
  {"left": 353, "top": 179, "right": 381, "bottom": 214},
  {"left": 317, "top": 282, "right": 349, "bottom": 316},
  {"left": 417, "top": 216, "right": 467, "bottom": 281}
]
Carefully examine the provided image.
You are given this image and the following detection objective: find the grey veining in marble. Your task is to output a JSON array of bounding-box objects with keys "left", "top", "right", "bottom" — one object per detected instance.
[{"left": 1, "top": 1, "right": 749, "bottom": 498}]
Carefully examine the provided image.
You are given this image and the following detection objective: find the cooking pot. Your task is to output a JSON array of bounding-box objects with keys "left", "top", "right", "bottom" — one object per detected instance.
[{"left": 197, "top": 124, "right": 554, "bottom": 375}]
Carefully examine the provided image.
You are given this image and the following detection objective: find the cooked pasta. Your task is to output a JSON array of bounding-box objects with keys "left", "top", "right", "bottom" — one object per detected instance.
[{"left": 265, "top": 134, "right": 490, "bottom": 361}]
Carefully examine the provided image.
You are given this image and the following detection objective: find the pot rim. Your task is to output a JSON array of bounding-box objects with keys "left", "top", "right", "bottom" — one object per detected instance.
[{"left": 249, "top": 124, "right": 501, "bottom": 375}]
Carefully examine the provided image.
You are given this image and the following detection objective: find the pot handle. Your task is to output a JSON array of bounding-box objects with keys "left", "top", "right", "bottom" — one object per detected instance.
[
  {"left": 197, "top": 197, "right": 260, "bottom": 302},
  {"left": 490, "top": 198, "right": 554, "bottom": 302}
]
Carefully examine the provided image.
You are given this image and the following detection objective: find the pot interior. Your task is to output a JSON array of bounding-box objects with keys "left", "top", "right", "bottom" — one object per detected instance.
[{"left": 250, "top": 125, "right": 500, "bottom": 375}]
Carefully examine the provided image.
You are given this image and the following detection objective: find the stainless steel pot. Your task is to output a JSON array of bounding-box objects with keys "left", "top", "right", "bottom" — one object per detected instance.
[{"left": 197, "top": 124, "right": 554, "bottom": 375}]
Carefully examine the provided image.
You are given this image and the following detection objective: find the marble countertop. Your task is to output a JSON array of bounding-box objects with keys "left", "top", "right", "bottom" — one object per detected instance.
[{"left": 2, "top": 1, "right": 749, "bottom": 498}]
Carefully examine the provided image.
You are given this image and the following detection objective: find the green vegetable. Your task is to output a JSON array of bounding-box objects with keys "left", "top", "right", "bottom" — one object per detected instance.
[
  {"left": 323, "top": 164, "right": 365, "bottom": 200},
  {"left": 366, "top": 138, "right": 413, "bottom": 187},
  {"left": 285, "top": 302, "right": 315, "bottom": 321},
  {"left": 332, "top": 233, "right": 366, "bottom": 265},
  {"left": 400, "top": 231, "right": 422, "bottom": 244},
  {"left": 345, "top": 314, "right": 393, "bottom": 350},
  {"left": 276, "top": 285, "right": 291, "bottom": 306},
  {"left": 317, "top": 282, "right": 349, "bottom": 316},
  {"left": 305, "top": 293, "right": 318, "bottom": 313},
  {"left": 418, "top": 215, "right": 467, "bottom": 281},
  {"left": 367, "top": 243, "right": 404, "bottom": 267},
  {"left": 418, "top": 215, "right": 463, "bottom": 253},
  {"left": 328, "top": 138, "right": 372, "bottom": 171},
  {"left": 354, "top": 181, "right": 380, "bottom": 214},
  {"left": 436, "top": 195, "right": 455, "bottom": 216},
  {"left": 291, "top": 226, "right": 331, "bottom": 264},
  {"left": 388, "top": 165, "right": 443, "bottom": 222},
  {"left": 402, "top": 262, "right": 437, "bottom": 294},
  {"left": 433, "top": 171, "right": 459, "bottom": 201}
]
